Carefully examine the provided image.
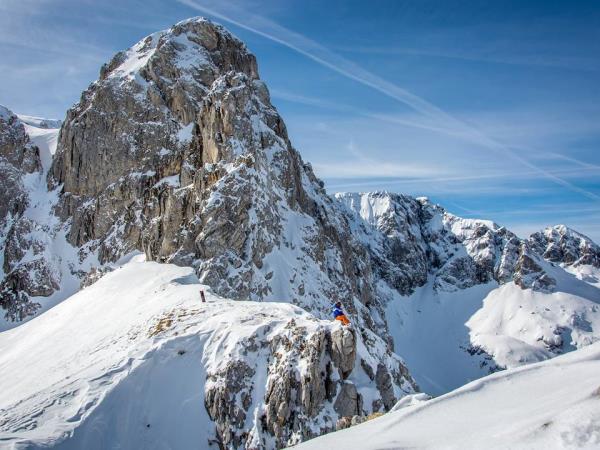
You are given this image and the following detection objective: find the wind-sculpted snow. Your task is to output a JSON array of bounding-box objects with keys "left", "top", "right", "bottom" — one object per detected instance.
[
  {"left": 0, "top": 258, "right": 415, "bottom": 449},
  {"left": 292, "top": 341, "right": 600, "bottom": 450}
]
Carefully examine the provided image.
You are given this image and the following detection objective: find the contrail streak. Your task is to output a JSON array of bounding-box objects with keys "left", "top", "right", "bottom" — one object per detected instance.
[
  {"left": 176, "top": 0, "right": 462, "bottom": 127},
  {"left": 176, "top": 0, "right": 600, "bottom": 202}
]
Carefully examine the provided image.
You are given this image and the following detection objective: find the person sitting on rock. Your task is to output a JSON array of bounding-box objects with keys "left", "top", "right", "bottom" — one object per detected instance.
[{"left": 332, "top": 301, "right": 351, "bottom": 326}]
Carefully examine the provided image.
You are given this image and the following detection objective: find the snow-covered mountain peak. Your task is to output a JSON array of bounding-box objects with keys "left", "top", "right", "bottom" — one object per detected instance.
[
  {"left": 99, "top": 17, "right": 258, "bottom": 110},
  {"left": 335, "top": 191, "right": 417, "bottom": 232},
  {"left": 529, "top": 224, "right": 600, "bottom": 268}
]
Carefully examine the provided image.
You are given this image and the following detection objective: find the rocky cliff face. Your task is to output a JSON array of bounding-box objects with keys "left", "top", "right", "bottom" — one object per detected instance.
[
  {"left": 1, "top": 18, "right": 415, "bottom": 447},
  {"left": 529, "top": 224, "right": 600, "bottom": 268},
  {"left": 337, "top": 191, "right": 559, "bottom": 294},
  {"left": 49, "top": 19, "right": 373, "bottom": 320},
  {"left": 0, "top": 106, "right": 57, "bottom": 320},
  {"left": 203, "top": 320, "right": 393, "bottom": 448}
]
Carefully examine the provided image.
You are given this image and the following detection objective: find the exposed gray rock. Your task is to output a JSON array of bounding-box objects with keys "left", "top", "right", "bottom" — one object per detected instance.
[
  {"left": 513, "top": 248, "right": 556, "bottom": 292},
  {"left": 0, "top": 106, "right": 42, "bottom": 174},
  {"left": 205, "top": 359, "right": 255, "bottom": 449},
  {"left": 337, "top": 192, "right": 567, "bottom": 294},
  {"left": 0, "top": 105, "right": 58, "bottom": 320},
  {"left": 202, "top": 317, "right": 401, "bottom": 449},
  {"left": 330, "top": 326, "right": 356, "bottom": 379},
  {"left": 334, "top": 382, "right": 361, "bottom": 417},
  {"left": 375, "top": 363, "right": 397, "bottom": 411},
  {"left": 529, "top": 225, "right": 600, "bottom": 268}
]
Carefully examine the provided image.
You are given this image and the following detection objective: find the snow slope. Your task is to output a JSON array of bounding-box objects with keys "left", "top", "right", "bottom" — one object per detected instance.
[
  {"left": 467, "top": 279, "right": 600, "bottom": 370},
  {"left": 0, "top": 256, "right": 404, "bottom": 449},
  {"left": 567, "top": 264, "right": 600, "bottom": 289},
  {"left": 293, "top": 341, "right": 600, "bottom": 450},
  {"left": 386, "top": 281, "right": 499, "bottom": 395},
  {"left": 0, "top": 256, "right": 215, "bottom": 448},
  {"left": 18, "top": 116, "right": 60, "bottom": 171},
  {"left": 16, "top": 115, "right": 62, "bottom": 130},
  {"left": 387, "top": 271, "right": 600, "bottom": 395}
]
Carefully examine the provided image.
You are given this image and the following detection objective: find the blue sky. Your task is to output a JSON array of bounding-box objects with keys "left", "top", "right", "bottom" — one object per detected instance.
[{"left": 1, "top": 0, "right": 599, "bottom": 240}]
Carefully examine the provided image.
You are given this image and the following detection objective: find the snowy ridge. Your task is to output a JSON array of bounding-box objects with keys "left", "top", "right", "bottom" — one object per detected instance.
[
  {"left": 0, "top": 257, "right": 414, "bottom": 449},
  {"left": 16, "top": 114, "right": 62, "bottom": 130},
  {"left": 21, "top": 121, "right": 59, "bottom": 171},
  {"left": 293, "top": 341, "right": 600, "bottom": 450}
]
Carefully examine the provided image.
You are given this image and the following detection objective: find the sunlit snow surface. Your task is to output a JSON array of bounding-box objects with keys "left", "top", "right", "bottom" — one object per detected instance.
[
  {"left": 0, "top": 257, "right": 341, "bottom": 449},
  {"left": 293, "top": 341, "right": 600, "bottom": 450},
  {"left": 387, "top": 268, "right": 600, "bottom": 395}
]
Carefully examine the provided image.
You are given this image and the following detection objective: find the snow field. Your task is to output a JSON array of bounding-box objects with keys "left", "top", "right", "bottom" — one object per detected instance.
[{"left": 293, "top": 341, "right": 600, "bottom": 450}]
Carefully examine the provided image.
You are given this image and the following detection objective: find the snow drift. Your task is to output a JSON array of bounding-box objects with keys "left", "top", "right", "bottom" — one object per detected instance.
[{"left": 293, "top": 341, "right": 600, "bottom": 450}]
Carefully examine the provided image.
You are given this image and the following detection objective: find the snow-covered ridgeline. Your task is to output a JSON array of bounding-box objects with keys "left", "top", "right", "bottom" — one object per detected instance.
[
  {"left": 338, "top": 192, "right": 600, "bottom": 394},
  {"left": 0, "top": 257, "right": 414, "bottom": 449}
]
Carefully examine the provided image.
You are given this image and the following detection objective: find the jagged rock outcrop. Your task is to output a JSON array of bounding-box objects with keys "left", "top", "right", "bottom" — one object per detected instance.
[
  {"left": 0, "top": 106, "right": 42, "bottom": 175},
  {"left": 529, "top": 225, "right": 600, "bottom": 268},
  {"left": 337, "top": 192, "right": 559, "bottom": 294},
  {"left": 333, "top": 382, "right": 361, "bottom": 417},
  {"left": 203, "top": 318, "right": 409, "bottom": 449},
  {"left": 330, "top": 326, "right": 356, "bottom": 379}
]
